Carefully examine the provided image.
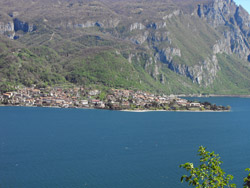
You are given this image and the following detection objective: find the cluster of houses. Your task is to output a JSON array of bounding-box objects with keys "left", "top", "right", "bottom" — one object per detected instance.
[{"left": 0, "top": 86, "right": 229, "bottom": 111}]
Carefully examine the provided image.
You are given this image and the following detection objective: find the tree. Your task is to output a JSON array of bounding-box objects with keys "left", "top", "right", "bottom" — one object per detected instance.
[
  {"left": 98, "top": 91, "right": 106, "bottom": 101},
  {"left": 244, "top": 168, "right": 250, "bottom": 188},
  {"left": 226, "top": 106, "right": 231, "bottom": 111},
  {"left": 180, "top": 146, "right": 236, "bottom": 188}
]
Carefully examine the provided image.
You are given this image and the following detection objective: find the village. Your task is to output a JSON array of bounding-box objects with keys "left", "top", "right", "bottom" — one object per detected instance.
[{"left": 0, "top": 86, "right": 230, "bottom": 111}]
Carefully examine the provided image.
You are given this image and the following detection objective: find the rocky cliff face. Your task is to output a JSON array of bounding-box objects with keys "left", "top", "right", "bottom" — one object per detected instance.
[
  {"left": 168, "top": 55, "right": 220, "bottom": 86},
  {"left": 0, "top": 13, "right": 36, "bottom": 39},
  {"left": 0, "top": 21, "right": 15, "bottom": 39},
  {"left": 119, "top": 0, "right": 250, "bottom": 86},
  {"left": 146, "top": 0, "right": 250, "bottom": 86},
  {"left": 197, "top": 0, "right": 250, "bottom": 61},
  {"left": 197, "top": 0, "right": 235, "bottom": 26}
]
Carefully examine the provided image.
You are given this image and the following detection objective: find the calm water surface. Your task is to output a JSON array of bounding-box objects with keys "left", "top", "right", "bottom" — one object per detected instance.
[{"left": 0, "top": 97, "right": 249, "bottom": 188}]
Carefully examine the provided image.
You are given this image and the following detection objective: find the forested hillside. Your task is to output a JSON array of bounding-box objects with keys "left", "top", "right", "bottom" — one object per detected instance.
[{"left": 0, "top": 0, "right": 250, "bottom": 94}]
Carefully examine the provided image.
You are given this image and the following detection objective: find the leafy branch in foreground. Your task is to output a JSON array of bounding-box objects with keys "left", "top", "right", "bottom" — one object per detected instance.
[
  {"left": 180, "top": 146, "right": 236, "bottom": 188},
  {"left": 244, "top": 168, "right": 250, "bottom": 188}
]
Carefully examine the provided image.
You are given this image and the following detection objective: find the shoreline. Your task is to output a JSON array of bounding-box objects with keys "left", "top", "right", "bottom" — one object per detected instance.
[
  {"left": 0, "top": 105, "right": 230, "bottom": 112},
  {"left": 177, "top": 94, "right": 250, "bottom": 98},
  {"left": 121, "top": 109, "right": 229, "bottom": 113}
]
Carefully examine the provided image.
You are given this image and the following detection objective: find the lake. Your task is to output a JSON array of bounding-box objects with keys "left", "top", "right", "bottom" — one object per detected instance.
[{"left": 0, "top": 97, "right": 249, "bottom": 188}]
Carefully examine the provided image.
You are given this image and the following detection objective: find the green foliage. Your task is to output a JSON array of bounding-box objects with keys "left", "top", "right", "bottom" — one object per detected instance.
[
  {"left": 244, "top": 168, "right": 250, "bottom": 188},
  {"left": 0, "top": 82, "right": 16, "bottom": 93},
  {"left": 180, "top": 146, "right": 236, "bottom": 188},
  {"left": 64, "top": 51, "right": 140, "bottom": 87},
  {"left": 98, "top": 91, "right": 107, "bottom": 101},
  {"left": 200, "top": 107, "right": 205, "bottom": 111}
]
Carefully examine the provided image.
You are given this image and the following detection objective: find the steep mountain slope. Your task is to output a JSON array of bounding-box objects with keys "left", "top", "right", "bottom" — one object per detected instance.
[{"left": 0, "top": 0, "right": 250, "bottom": 94}]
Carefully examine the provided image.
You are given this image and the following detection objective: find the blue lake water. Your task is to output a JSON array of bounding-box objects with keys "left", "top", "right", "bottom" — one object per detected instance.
[{"left": 0, "top": 97, "right": 250, "bottom": 188}]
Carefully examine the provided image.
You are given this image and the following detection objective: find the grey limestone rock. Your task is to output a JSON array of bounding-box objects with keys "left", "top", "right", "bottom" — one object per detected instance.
[
  {"left": 163, "top": 10, "right": 181, "bottom": 20},
  {"left": 167, "top": 56, "right": 219, "bottom": 86},
  {"left": 0, "top": 22, "right": 15, "bottom": 39},
  {"left": 129, "top": 31, "right": 149, "bottom": 45},
  {"left": 130, "top": 22, "right": 145, "bottom": 31},
  {"left": 156, "top": 47, "right": 181, "bottom": 63}
]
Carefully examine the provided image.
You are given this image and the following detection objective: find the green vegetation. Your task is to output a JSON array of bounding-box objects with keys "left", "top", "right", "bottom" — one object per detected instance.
[
  {"left": 0, "top": 0, "right": 250, "bottom": 95},
  {"left": 180, "top": 146, "right": 250, "bottom": 188},
  {"left": 98, "top": 91, "right": 107, "bottom": 101},
  {"left": 205, "top": 54, "right": 250, "bottom": 94},
  {"left": 244, "top": 169, "right": 250, "bottom": 188},
  {"left": 167, "top": 15, "right": 219, "bottom": 66}
]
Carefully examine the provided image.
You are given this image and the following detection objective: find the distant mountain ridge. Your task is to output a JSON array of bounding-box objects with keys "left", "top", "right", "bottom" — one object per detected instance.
[{"left": 0, "top": 0, "right": 250, "bottom": 94}]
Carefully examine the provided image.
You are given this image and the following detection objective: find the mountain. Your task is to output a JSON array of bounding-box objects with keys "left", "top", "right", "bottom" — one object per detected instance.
[{"left": 0, "top": 0, "right": 250, "bottom": 94}]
